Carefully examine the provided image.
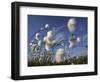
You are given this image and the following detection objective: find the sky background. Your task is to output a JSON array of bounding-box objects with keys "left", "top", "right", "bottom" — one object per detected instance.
[{"left": 28, "top": 15, "right": 87, "bottom": 57}]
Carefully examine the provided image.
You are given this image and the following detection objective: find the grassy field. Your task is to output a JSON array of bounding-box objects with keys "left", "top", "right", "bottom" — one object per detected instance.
[{"left": 28, "top": 55, "right": 87, "bottom": 66}]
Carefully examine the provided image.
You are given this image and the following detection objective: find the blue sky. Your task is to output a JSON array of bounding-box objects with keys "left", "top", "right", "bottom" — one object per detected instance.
[{"left": 28, "top": 15, "right": 87, "bottom": 57}]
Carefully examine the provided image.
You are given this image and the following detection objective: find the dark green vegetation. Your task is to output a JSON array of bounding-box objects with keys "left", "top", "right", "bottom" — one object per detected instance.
[{"left": 28, "top": 55, "right": 88, "bottom": 66}]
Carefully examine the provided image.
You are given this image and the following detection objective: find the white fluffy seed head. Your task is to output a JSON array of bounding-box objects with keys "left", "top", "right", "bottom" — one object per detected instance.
[
  {"left": 45, "top": 44, "right": 51, "bottom": 51},
  {"left": 35, "top": 33, "right": 40, "bottom": 40},
  {"left": 43, "top": 36, "right": 47, "bottom": 42},
  {"left": 77, "top": 37, "right": 81, "bottom": 43},
  {"left": 45, "top": 24, "right": 49, "bottom": 28},
  {"left": 47, "top": 31, "right": 53, "bottom": 39},
  {"left": 67, "top": 18, "right": 76, "bottom": 32},
  {"left": 40, "top": 27, "right": 44, "bottom": 30},
  {"left": 31, "top": 43, "right": 37, "bottom": 50},
  {"left": 29, "top": 43, "right": 32, "bottom": 46},
  {"left": 38, "top": 40, "right": 42, "bottom": 46},
  {"left": 55, "top": 48, "right": 65, "bottom": 63},
  {"left": 69, "top": 35, "right": 76, "bottom": 48},
  {"left": 69, "top": 42, "right": 75, "bottom": 48},
  {"left": 44, "top": 31, "right": 55, "bottom": 51}
]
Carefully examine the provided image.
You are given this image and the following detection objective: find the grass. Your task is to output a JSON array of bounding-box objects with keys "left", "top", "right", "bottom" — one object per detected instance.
[{"left": 28, "top": 55, "right": 88, "bottom": 66}]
